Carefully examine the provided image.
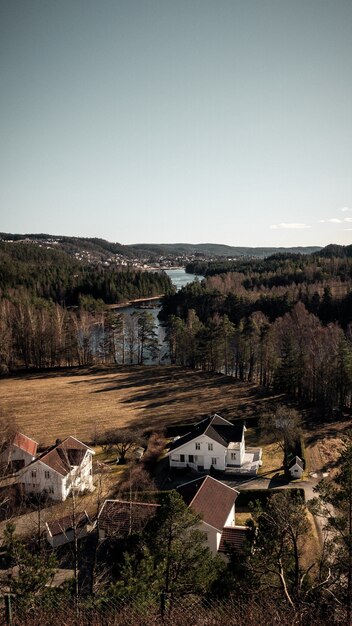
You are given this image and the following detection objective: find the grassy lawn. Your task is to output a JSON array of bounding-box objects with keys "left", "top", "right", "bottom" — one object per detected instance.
[
  {"left": 0, "top": 365, "right": 280, "bottom": 447},
  {"left": 258, "top": 442, "right": 285, "bottom": 477},
  {"left": 235, "top": 511, "right": 252, "bottom": 526},
  {"left": 244, "top": 427, "right": 285, "bottom": 477}
]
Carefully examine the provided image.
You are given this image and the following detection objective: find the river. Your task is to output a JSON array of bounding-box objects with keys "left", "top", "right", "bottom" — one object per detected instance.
[{"left": 115, "top": 268, "right": 202, "bottom": 364}]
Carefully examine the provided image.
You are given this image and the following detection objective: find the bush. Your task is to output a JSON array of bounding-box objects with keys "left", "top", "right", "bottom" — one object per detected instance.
[{"left": 236, "top": 488, "right": 305, "bottom": 509}]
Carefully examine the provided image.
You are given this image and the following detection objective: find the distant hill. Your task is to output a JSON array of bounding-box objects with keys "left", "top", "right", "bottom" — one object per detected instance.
[
  {"left": 130, "top": 242, "right": 322, "bottom": 258},
  {"left": 0, "top": 233, "right": 322, "bottom": 260}
]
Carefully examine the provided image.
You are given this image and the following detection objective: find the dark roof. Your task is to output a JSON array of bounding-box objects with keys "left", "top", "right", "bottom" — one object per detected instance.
[
  {"left": 288, "top": 456, "right": 304, "bottom": 470},
  {"left": 98, "top": 499, "right": 159, "bottom": 537},
  {"left": 168, "top": 414, "right": 244, "bottom": 452},
  {"left": 12, "top": 432, "right": 37, "bottom": 456},
  {"left": 46, "top": 511, "right": 90, "bottom": 537},
  {"left": 34, "top": 436, "right": 92, "bottom": 476},
  {"left": 218, "top": 526, "right": 248, "bottom": 554},
  {"left": 177, "top": 475, "right": 238, "bottom": 531}
]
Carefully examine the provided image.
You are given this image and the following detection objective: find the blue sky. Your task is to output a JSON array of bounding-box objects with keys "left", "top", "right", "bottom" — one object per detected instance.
[{"left": 1, "top": 0, "right": 351, "bottom": 247}]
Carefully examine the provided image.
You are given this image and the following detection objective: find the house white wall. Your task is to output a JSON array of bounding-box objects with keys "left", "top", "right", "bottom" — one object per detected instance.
[
  {"left": 200, "top": 520, "right": 222, "bottom": 556},
  {"left": 224, "top": 503, "right": 235, "bottom": 528},
  {"left": 225, "top": 434, "right": 245, "bottom": 466},
  {"left": 46, "top": 524, "right": 90, "bottom": 548},
  {"left": 289, "top": 464, "right": 304, "bottom": 479},
  {"left": 0, "top": 445, "right": 35, "bottom": 470},
  {"left": 20, "top": 460, "right": 66, "bottom": 500},
  {"left": 19, "top": 451, "right": 93, "bottom": 502},
  {"left": 169, "top": 434, "right": 227, "bottom": 471}
]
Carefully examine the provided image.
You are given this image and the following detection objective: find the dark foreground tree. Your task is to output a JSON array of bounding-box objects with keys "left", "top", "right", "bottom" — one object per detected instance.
[
  {"left": 259, "top": 406, "right": 302, "bottom": 466},
  {"left": 110, "top": 491, "right": 222, "bottom": 616},
  {"left": 310, "top": 435, "right": 352, "bottom": 622}
]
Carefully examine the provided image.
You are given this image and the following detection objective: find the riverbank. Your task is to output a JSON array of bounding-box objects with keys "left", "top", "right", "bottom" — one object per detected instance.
[{"left": 106, "top": 295, "right": 163, "bottom": 310}]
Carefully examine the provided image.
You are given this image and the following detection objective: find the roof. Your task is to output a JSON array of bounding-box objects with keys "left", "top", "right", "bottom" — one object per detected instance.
[
  {"left": 288, "top": 456, "right": 304, "bottom": 470},
  {"left": 168, "top": 414, "right": 245, "bottom": 452},
  {"left": 12, "top": 432, "right": 37, "bottom": 456},
  {"left": 46, "top": 511, "right": 90, "bottom": 537},
  {"left": 218, "top": 526, "right": 248, "bottom": 554},
  {"left": 177, "top": 475, "right": 238, "bottom": 531},
  {"left": 34, "top": 436, "right": 93, "bottom": 476},
  {"left": 98, "top": 499, "right": 159, "bottom": 537}
]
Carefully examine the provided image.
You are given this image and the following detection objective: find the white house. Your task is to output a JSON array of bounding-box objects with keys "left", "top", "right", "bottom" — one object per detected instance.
[
  {"left": 166, "top": 414, "right": 261, "bottom": 474},
  {"left": 19, "top": 436, "right": 95, "bottom": 502},
  {"left": 46, "top": 511, "right": 91, "bottom": 547},
  {"left": 288, "top": 456, "right": 304, "bottom": 479},
  {"left": 177, "top": 475, "right": 247, "bottom": 556},
  {"left": 96, "top": 476, "right": 247, "bottom": 558},
  {"left": 0, "top": 432, "right": 38, "bottom": 473}
]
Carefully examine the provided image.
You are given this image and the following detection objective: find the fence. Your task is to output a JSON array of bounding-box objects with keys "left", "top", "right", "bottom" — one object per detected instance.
[{"left": 0, "top": 592, "right": 341, "bottom": 626}]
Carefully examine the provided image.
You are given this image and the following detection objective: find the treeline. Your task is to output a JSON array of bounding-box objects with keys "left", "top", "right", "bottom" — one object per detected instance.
[
  {"left": 163, "top": 250, "right": 352, "bottom": 416},
  {"left": 0, "top": 298, "right": 160, "bottom": 370},
  {"left": 0, "top": 242, "right": 173, "bottom": 305}
]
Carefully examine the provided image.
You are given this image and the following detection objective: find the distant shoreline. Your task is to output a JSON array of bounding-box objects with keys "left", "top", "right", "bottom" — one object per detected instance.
[{"left": 106, "top": 295, "right": 163, "bottom": 310}]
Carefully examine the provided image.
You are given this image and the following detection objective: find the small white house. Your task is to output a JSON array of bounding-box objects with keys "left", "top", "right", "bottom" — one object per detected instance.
[
  {"left": 288, "top": 456, "right": 304, "bottom": 479},
  {"left": 177, "top": 475, "right": 245, "bottom": 556},
  {"left": 0, "top": 432, "right": 38, "bottom": 473},
  {"left": 46, "top": 511, "right": 91, "bottom": 547},
  {"left": 167, "top": 415, "right": 246, "bottom": 472},
  {"left": 19, "top": 436, "right": 95, "bottom": 502}
]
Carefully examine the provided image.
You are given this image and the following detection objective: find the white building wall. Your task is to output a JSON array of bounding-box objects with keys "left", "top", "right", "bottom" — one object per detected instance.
[
  {"left": 20, "top": 460, "right": 65, "bottom": 500},
  {"left": 200, "top": 520, "right": 221, "bottom": 556},
  {"left": 19, "top": 452, "right": 93, "bottom": 502},
  {"left": 0, "top": 446, "right": 35, "bottom": 469},
  {"left": 224, "top": 504, "right": 235, "bottom": 528},
  {"left": 169, "top": 435, "right": 227, "bottom": 470}
]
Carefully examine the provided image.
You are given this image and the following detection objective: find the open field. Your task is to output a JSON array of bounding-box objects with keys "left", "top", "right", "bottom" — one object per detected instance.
[{"left": 0, "top": 365, "right": 282, "bottom": 448}]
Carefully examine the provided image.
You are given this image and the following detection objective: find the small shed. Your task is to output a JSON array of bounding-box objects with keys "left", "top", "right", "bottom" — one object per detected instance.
[
  {"left": 288, "top": 456, "right": 304, "bottom": 479},
  {"left": 46, "top": 510, "right": 91, "bottom": 547}
]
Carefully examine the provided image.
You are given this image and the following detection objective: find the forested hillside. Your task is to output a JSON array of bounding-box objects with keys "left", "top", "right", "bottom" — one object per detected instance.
[
  {"left": 0, "top": 241, "right": 173, "bottom": 305},
  {"left": 0, "top": 242, "right": 173, "bottom": 370},
  {"left": 163, "top": 245, "right": 352, "bottom": 417}
]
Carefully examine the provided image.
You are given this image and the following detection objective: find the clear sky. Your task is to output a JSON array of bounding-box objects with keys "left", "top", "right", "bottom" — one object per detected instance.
[{"left": 1, "top": 0, "right": 351, "bottom": 247}]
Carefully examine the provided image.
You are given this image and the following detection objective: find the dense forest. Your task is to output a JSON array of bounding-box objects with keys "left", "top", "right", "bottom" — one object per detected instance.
[
  {"left": 0, "top": 242, "right": 173, "bottom": 305},
  {"left": 163, "top": 246, "right": 352, "bottom": 417},
  {"left": 0, "top": 242, "right": 172, "bottom": 370},
  {"left": 2, "top": 241, "right": 352, "bottom": 419}
]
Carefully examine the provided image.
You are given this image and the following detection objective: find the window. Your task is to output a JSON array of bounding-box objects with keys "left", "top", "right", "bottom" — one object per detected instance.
[
  {"left": 211, "top": 458, "right": 217, "bottom": 465},
  {"left": 180, "top": 454, "right": 185, "bottom": 463},
  {"left": 31, "top": 470, "right": 36, "bottom": 478},
  {"left": 230, "top": 452, "right": 236, "bottom": 460},
  {"left": 195, "top": 442, "right": 200, "bottom": 450},
  {"left": 48, "top": 486, "right": 54, "bottom": 494},
  {"left": 208, "top": 443, "right": 213, "bottom": 451},
  {"left": 188, "top": 455, "right": 194, "bottom": 463},
  {"left": 45, "top": 471, "right": 50, "bottom": 479}
]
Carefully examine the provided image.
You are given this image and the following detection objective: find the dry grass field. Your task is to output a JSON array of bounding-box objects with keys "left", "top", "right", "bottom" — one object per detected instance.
[{"left": 0, "top": 365, "right": 281, "bottom": 447}]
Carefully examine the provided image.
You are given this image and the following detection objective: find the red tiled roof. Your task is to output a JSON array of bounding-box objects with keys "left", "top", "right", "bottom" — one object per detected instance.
[
  {"left": 46, "top": 511, "right": 90, "bottom": 537},
  {"left": 218, "top": 526, "right": 248, "bottom": 554},
  {"left": 98, "top": 499, "right": 159, "bottom": 537},
  {"left": 12, "top": 432, "right": 37, "bottom": 456},
  {"left": 177, "top": 475, "right": 238, "bottom": 531}
]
